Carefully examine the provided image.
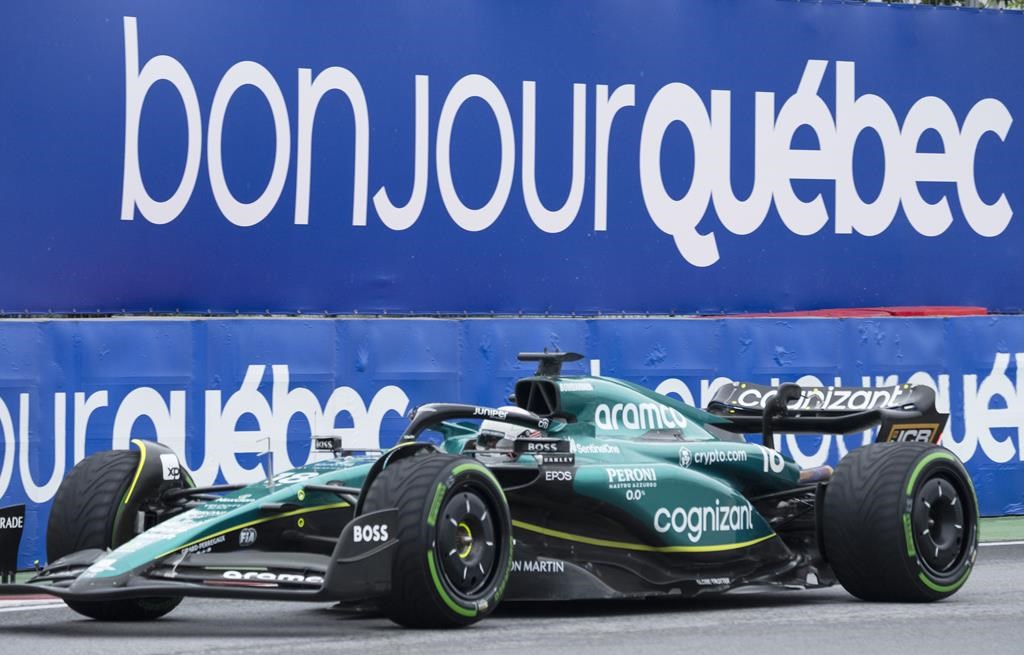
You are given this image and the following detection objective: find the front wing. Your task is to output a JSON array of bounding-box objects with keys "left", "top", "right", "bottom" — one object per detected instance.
[{"left": 0, "top": 509, "right": 398, "bottom": 604}]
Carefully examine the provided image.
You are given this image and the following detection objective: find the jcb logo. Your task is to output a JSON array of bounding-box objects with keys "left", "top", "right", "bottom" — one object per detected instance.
[
  {"left": 888, "top": 424, "right": 939, "bottom": 443},
  {"left": 353, "top": 524, "right": 389, "bottom": 543}
]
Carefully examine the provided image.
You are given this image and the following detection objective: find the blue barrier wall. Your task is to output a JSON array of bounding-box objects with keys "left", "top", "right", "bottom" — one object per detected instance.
[
  {"left": 1, "top": 1, "right": 1023, "bottom": 314},
  {"left": 1, "top": 316, "right": 1022, "bottom": 567}
]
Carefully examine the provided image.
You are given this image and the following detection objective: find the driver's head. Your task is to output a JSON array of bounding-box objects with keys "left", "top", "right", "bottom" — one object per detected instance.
[{"left": 476, "top": 408, "right": 544, "bottom": 452}]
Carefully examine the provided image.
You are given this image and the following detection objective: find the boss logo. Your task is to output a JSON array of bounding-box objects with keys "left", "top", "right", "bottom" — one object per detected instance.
[
  {"left": 313, "top": 437, "right": 339, "bottom": 451},
  {"left": 526, "top": 441, "right": 559, "bottom": 452},
  {"left": 353, "top": 523, "right": 390, "bottom": 543},
  {"left": 545, "top": 469, "right": 573, "bottom": 482}
]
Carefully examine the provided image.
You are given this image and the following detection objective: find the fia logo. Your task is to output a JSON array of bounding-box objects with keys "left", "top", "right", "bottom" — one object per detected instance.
[{"left": 239, "top": 527, "right": 257, "bottom": 548}]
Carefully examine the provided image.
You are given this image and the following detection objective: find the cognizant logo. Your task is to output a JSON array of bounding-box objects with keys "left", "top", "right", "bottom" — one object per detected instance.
[
  {"left": 653, "top": 500, "right": 754, "bottom": 543},
  {"left": 119, "top": 18, "right": 1012, "bottom": 267}
]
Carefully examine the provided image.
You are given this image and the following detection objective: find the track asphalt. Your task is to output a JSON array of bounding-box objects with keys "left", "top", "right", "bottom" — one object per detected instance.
[{"left": 0, "top": 542, "right": 1021, "bottom": 655}]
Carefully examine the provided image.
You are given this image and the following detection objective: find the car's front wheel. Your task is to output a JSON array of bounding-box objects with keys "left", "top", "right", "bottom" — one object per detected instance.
[
  {"left": 47, "top": 448, "right": 183, "bottom": 620},
  {"left": 360, "top": 451, "right": 513, "bottom": 628}
]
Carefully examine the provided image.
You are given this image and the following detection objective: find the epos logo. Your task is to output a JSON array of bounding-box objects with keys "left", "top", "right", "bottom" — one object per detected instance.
[{"left": 544, "top": 469, "right": 573, "bottom": 482}]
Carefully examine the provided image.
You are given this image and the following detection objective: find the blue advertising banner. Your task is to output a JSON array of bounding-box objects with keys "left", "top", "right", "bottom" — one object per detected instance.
[
  {"left": 1, "top": 1, "right": 1023, "bottom": 314},
  {"left": 1, "top": 315, "right": 1023, "bottom": 567}
]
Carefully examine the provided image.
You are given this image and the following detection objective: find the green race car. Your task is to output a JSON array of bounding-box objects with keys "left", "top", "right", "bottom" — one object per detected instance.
[{"left": 0, "top": 351, "right": 978, "bottom": 628}]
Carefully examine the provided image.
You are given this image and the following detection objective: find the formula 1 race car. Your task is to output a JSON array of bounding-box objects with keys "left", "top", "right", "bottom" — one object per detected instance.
[{"left": 0, "top": 352, "right": 978, "bottom": 628}]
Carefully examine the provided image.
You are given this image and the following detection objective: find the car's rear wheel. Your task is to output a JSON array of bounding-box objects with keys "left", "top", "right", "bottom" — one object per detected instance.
[
  {"left": 823, "top": 442, "right": 978, "bottom": 601},
  {"left": 47, "top": 449, "right": 183, "bottom": 620},
  {"left": 361, "top": 451, "right": 513, "bottom": 628}
]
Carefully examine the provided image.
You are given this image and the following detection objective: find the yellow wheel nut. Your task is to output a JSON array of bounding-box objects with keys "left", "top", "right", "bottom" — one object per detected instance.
[
  {"left": 297, "top": 489, "right": 306, "bottom": 502},
  {"left": 297, "top": 517, "right": 305, "bottom": 529}
]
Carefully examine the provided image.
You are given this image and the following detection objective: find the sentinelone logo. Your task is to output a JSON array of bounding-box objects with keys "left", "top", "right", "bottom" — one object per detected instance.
[{"left": 119, "top": 17, "right": 1013, "bottom": 267}]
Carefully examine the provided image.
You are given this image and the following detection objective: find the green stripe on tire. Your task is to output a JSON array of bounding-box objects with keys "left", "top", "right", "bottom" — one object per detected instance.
[
  {"left": 426, "top": 550, "right": 477, "bottom": 618},
  {"left": 903, "top": 513, "right": 916, "bottom": 557},
  {"left": 904, "top": 448, "right": 975, "bottom": 593},
  {"left": 905, "top": 450, "right": 957, "bottom": 496},
  {"left": 452, "top": 461, "right": 507, "bottom": 501},
  {"left": 427, "top": 483, "right": 446, "bottom": 526},
  {"left": 918, "top": 570, "right": 970, "bottom": 594}
]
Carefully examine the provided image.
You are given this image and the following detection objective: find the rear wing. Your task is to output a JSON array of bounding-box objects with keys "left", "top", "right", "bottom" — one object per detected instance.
[{"left": 705, "top": 382, "right": 948, "bottom": 449}]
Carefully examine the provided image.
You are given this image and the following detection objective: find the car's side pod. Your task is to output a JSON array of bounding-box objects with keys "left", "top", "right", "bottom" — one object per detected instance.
[{"left": 706, "top": 381, "right": 949, "bottom": 447}]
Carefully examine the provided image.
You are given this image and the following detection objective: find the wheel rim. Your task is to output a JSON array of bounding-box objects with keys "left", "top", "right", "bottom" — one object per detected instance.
[
  {"left": 435, "top": 487, "right": 498, "bottom": 597},
  {"left": 912, "top": 474, "right": 967, "bottom": 575}
]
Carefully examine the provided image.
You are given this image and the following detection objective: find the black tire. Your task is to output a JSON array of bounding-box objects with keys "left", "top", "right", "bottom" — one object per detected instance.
[
  {"left": 823, "top": 442, "right": 978, "bottom": 602},
  {"left": 47, "top": 450, "right": 182, "bottom": 620},
  {"left": 361, "top": 452, "right": 513, "bottom": 628}
]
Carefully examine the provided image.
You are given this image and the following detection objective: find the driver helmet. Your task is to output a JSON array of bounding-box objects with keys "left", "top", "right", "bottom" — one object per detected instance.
[{"left": 476, "top": 407, "right": 544, "bottom": 458}]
